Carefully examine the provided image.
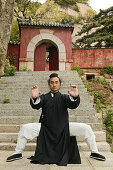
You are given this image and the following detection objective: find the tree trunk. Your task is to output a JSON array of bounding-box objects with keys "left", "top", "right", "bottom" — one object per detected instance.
[{"left": 0, "top": 0, "right": 14, "bottom": 76}]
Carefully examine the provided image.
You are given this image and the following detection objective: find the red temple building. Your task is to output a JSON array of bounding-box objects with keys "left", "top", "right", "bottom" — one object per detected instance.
[{"left": 7, "top": 19, "right": 113, "bottom": 74}]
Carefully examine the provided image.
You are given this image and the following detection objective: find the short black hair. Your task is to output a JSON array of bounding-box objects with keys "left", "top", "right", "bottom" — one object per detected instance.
[{"left": 48, "top": 73, "right": 62, "bottom": 85}]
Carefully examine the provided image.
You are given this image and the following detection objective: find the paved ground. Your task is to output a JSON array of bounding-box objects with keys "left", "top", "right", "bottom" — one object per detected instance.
[{"left": 0, "top": 151, "right": 113, "bottom": 170}]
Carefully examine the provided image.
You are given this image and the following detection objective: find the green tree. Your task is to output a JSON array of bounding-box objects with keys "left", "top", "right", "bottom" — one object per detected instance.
[
  {"left": 10, "top": 20, "right": 20, "bottom": 42},
  {"left": 53, "top": 0, "right": 89, "bottom": 6},
  {"left": 14, "top": 0, "right": 41, "bottom": 18},
  {"left": 10, "top": 0, "right": 41, "bottom": 42},
  {"left": 34, "top": 0, "right": 80, "bottom": 24},
  {"left": 76, "top": 6, "right": 113, "bottom": 48}
]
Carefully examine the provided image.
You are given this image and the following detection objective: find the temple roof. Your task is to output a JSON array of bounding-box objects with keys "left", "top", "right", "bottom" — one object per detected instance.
[
  {"left": 18, "top": 18, "right": 74, "bottom": 31},
  {"left": 72, "top": 42, "right": 79, "bottom": 49}
]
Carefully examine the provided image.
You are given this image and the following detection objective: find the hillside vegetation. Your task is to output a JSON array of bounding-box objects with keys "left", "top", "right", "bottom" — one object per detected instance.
[{"left": 10, "top": 0, "right": 96, "bottom": 42}]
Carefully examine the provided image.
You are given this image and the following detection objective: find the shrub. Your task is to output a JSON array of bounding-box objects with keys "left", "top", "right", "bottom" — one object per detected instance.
[
  {"left": 93, "top": 90, "right": 105, "bottom": 103},
  {"left": 20, "top": 67, "right": 32, "bottom": 72},
  {"left": 7, "top": 54, "right": 15, "bottom": 65},
  {"left": 84, "top": 82, "right": 92, "bottom": 92},
  {"left": 91, "top": 78, "right": 107, "bottom": 85},
  {"left": 104, "top": 109, "right": 113, "bottom": 136},
  {"left": 101, "top": 66, "right": 113, "bottom": 75},
  {"left": 4, "top": 59, "right": 16, "bottom": 76},
  {"left": 2, "top": 97, "right": 10, "bottom": 104},
  {"left": 72, "top": 65, "right": 83, "bottom": 76}
]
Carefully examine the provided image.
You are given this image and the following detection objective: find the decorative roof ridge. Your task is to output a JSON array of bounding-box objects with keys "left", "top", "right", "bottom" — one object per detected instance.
[
  {"left": 72, "top": 42, "right": 79, "bottom": 49},
  {"left": 9, "top": 41, "right": 20, "bottom": 45},
  {"left": 17, "top": 18, "right": 74, "bottom": 30}
]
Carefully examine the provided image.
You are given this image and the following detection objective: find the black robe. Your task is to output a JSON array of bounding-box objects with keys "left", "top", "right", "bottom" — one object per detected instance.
[{"left": 30, "top": 91, "right": 81, "bottom": 166}]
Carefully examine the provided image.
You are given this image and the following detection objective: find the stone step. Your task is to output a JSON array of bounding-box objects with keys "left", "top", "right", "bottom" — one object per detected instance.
[
  {"left": 0, "top": 141, "right": 110, "bottom": 152},
  {"left": 0, "top": 86, "right": 85, "bottom": 92},
  {"left": 2, "top": 71, "right": 79, "bottom": 77},
  {"left": 0, "top": 109, "right": 96, "bottom": 117},
  {"left": 0, "top": 86, "right": 87, "bottom": 93},
  {"left": 0, "top": 78, "right": 83, "bottom": 82},
  {"left": 0, "top": 91, "right": 88, "bottom": 99},
  {"left": 0, "top": 106, "right": 97, "bottom": 117},
  {"left": 0, "top": 115, "right": 100, "bottom": 124},
  {"left": 1, "top": 80, "right": 84, "bottom": 86},
  {"left": 0, "top": 79, "right": 83, "bottom": 83},
  {"left": 0, "top": 116, "right": 40, "bottom": 124},
  {"left": 3, "top": 71, "right": 79, "bottom": 76},
  {"left": 0, "top": 101, "right": 95, "bottom": 110},
  {"left": 0, "top": 102, "right": 95, "bottom": 109},
  {"left": 1, "top": 76, "right": 82, "bottom": 80},
  {"left": 0, "top": 101, "right": 95, "bottom": 107},
  {"left": 78, "top": 141, "right": 111, "bottom": 152},
  {"left": 0, "top": 120, "right": 101, "bottom": 131},
  {"left": 0, "top": 96, "right": 94, "bottom": 104},
  {"left": 0, "top": 81, "right": 84, "bottom": 87},
  {"left": 0, "top": 94, "right": 92, "bottom": 101},
  {"left": 0, "top": 125, "right": 20, "bottom": 133},
  {"left": 0, "top": 100, "right": 94, "bottom": 106},
  {"left": 0, "top": 131, "right": 106, "bottom": 143},
  {"left": 0, "top": 124, "right": 102, "bottom": 133},
  {"left": 70, "top": 116, "right": 99, "bottom": 123},
  {"left": 0, "top": 93, "right": 94, "bottom": 102}
]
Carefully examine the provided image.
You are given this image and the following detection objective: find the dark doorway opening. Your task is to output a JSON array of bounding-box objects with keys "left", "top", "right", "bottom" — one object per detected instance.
[
  {"left": 34, "top": 42, "right": 59, "bottom": 71},
  {"left": 47, "top": 45, "right": 59, "bottom": 71},
  {"left": 86, "top": 74, "right": 95, "bottom": 80}
]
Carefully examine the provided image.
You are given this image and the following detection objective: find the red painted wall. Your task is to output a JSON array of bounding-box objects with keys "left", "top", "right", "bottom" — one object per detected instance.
[
  {"left": 20, "top": 27, "right": 40, "bottom": 59},
  {"left": 34, "top": 43, "right": 46, "bottom": 71},
  {"left": 52, "top": 29, "right": 72, "bottom": 60},
  {"left": 7, "top": 43, "right": 20, "bottom": 71},
  {"left": 72, "top": 48, "right": 113, "bottom": 70}
]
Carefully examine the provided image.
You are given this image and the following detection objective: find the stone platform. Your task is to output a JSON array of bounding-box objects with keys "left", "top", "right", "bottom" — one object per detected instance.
[{"left": 0, "top": 151, "right": 113, "bottom": 170}]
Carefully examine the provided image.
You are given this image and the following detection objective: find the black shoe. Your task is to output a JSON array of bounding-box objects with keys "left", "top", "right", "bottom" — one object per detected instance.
[
  {"left": 30, "top": 160, "right": 38, "bottom": 164},
  {"left": 6, "top": 153, "right": 22, "bottom": 162},
  {"left": 27, "top": 156, "right": 34, "bottom": 160},
  {"left": 90, "top": 152, "right": 106, "bottom": 161}
]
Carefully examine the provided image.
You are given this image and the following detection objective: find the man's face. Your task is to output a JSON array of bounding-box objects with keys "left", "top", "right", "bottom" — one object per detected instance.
[{"left": 49, "top": 77, "right": 61, "bottom": 93}]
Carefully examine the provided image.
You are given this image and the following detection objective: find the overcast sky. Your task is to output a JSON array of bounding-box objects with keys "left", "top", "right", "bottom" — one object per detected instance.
[
  {"left": 89, "top": 0, "right": 113, "bottom": 13},
  {"left": 36, "top": 0, "right": 113, "bottom": 13}
]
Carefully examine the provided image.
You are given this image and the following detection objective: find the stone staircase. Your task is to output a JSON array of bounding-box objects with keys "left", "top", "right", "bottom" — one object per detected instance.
[{"left": 0, "top": 71, "right": 110, "bottom": 152}]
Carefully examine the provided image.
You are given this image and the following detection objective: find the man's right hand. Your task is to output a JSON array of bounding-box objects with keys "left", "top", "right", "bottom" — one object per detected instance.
[{"left": 31, "top": 85, "right": 41, "bottom": 98}]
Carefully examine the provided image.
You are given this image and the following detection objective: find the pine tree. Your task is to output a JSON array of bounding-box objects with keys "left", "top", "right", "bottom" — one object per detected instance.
[{"left": 76, "top": 6, "right": 113, "bottom": 48}]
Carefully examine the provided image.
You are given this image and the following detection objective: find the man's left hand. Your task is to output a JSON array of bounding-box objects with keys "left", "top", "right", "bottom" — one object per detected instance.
[{"left": 68, "top": 83, "right": 79, "bottom": 97}]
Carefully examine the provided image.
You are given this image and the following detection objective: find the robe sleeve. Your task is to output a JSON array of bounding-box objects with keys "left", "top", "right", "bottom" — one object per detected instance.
[
  {"left": 30, "top": 94, "right": 45, "bottom": 110},
  {"left": 64, "top": 94, "right": 80, "bottom": 109}
]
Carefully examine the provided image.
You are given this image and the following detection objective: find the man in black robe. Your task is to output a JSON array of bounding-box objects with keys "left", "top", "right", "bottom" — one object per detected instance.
[
  {"left": 29, "top": 73, "right": 81, "bottom": 166},
  {"left": 6, "top": 73, "right": 106, "bottom": 163}
]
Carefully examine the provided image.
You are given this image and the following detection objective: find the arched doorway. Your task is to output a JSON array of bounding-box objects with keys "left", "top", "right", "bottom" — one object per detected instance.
[
  {"left": 34, "top": 42, "right": 59, "bottom": 71},
  {"left": 27, "top": 33, "right": 66, "bottom": 71}
]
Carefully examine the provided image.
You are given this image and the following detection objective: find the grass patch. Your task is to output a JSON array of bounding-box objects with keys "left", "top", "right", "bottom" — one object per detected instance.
[{"left": 2, "top": 98, "right": 10, "bottom": 104}]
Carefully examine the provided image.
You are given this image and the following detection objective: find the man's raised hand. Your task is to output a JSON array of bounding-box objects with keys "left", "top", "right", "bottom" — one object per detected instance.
[
  {"left": 32, "top": 85, "right": 41, "bottom": 98},
  {"left": 68, "top": 83, "right": 78, "bottom": 97}
]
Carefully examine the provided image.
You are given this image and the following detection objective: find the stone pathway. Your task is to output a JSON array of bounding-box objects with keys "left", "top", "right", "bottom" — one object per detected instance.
[{"left": 0, "top": 151, "right": 113, "bottom": 170}]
